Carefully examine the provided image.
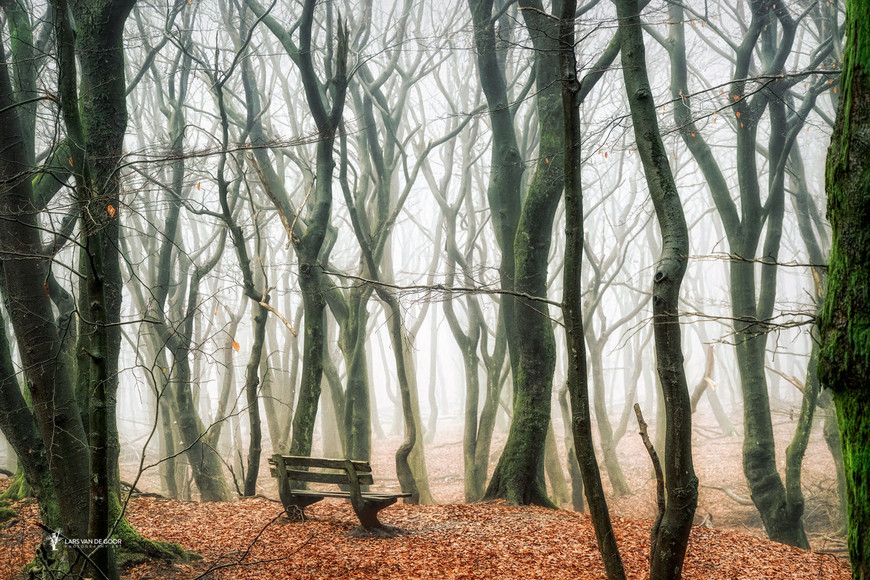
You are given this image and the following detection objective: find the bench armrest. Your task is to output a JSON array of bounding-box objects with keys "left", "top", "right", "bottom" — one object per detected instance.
[{"left": 343, "top": 459, "right": 365, "bottom": 514}]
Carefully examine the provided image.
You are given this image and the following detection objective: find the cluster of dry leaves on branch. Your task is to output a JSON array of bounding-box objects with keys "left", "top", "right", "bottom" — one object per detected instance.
[{"left": 0, "top": 476, "right": 850, "bottom": 580}]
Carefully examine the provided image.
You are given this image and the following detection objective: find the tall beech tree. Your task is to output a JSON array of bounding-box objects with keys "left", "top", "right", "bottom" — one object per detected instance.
[
  {"left": 482, "top": 0, "right": 566, "bottom": 506},
  {"left": 658, "top": 0, "right": 836, "bottom": 547},
  {"left": 480, "top": 0, "right": 627, "bottom": 507},
  {"left": 246, "top": 0, "right": 348, "bottom": 459},
  {"left": 560, "top": 0, "right": 626, "bottom": 576},
  {"left": 820, "top": 0, "right": 870, "bottom": 575},
  {"left": 0, "top": 0, "right": 65, "bottom": 529},
  {"left": 465, "top": 0, "right": 524, "bottom": 386},
  {"left": 0, "top": 0, "right": 185, "bottom": 576},
  {"left": 617, "top": 0, "right": 698, "bottom": 576}
]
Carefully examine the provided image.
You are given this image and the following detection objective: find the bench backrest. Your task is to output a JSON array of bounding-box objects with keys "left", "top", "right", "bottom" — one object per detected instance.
[{"left": 269, "top": 455, "right": 374, "bottom": 486}]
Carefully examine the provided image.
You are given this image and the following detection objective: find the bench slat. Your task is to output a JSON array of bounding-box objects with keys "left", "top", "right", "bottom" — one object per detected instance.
[
  {"left": 287, "top": 489, "right": 412, "bottom": 500},
  {"left": 269, "top": 467, "right": 376, "bottom": 486},
  {"left": 287, "top": 490, "right": 352, "bottom": 499},
  {"left": 280, "top": 469, "right": 374, "bottom": 486},
  {"left": 270, "top": 455, "right": 372, "bottom": 472}
]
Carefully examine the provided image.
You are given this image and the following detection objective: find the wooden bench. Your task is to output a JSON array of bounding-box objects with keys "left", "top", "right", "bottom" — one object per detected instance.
[{"left": 268, "top": 454, "right": 411, "bottom": 530}]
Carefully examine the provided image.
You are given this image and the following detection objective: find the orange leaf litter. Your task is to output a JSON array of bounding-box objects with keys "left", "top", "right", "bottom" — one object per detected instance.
[{"left": 0, "top": 479, "right": 849, "bottom": 579}]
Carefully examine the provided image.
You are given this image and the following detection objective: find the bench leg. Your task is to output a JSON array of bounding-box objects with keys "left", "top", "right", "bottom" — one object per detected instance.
[
  {"left": 352, "top": 498, "right": 398, "bottom": 530},
  {"left": 356, "top": 505, "right": 384, "bottom": 529},
  {"left": 283, "top": 495, "right": 324, "bottom": 522}
]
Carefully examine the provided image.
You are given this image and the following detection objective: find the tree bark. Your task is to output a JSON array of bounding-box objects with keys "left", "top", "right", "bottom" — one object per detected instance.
[
  {"left": 617, "top": 0, "right": 698, "bottom": 577},
  {"left": 0, "top": 304, "right": 60, "bottom": 529},
  {"left": 485, "top": 0, "right": 564, "bottom": 507},
  {"left": 465, "top": 0, "right": 524, "bottom": 386},
  {"left": 662, "top": 0, "right": 812, "bottom": 548},
  {"left": 820, "top": 1, "right": 870, "bottom": 574},
  {"left": 560, "top": 2, "right": 626, "bottom": 577}
]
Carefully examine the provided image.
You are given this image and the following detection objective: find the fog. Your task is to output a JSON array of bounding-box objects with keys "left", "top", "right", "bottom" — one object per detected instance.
[{"left": 0, "top": 0, "right": 842, "bottom": 555}]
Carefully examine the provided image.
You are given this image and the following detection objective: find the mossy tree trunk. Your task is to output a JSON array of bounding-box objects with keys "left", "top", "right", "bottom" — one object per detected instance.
[
  {"left": 0, "top": 7, "right": 90, "bottom": 553},
  {"left": 820, "top": 1, "right": 870, "bottom": 575},
  {"left": 484, "top": 0, "right": 565, "bottom": 507},
  {"left": 465, "top": 0, "right": 523, "bottom": 383},
  {"left": 0, "top": 307, "right": 61, "bottom": 529},
  {"left": 0, "top": 0, "right": 192, "bottom": 576},
  {"left": 787, "top": 117, "right": 849, "bottom": 533},
  {"left": 340, "top": 287, "right": 373, "bottom": 461}
]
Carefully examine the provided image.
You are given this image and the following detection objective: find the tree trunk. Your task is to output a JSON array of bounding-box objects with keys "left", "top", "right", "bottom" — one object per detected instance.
[
  {"left": 155, "top": 267, "right": 230, "bottom": 502},
  {"left": 322, "top": 342, "right": 347, "bottom": 458},
  {"left": 820, "top": 3, "right": 870, "bottom": 573},
  {"left": 342, "top": 288, "right": 373, "bottom": 461},
  {"left": 557, "top": 386, "right": 584, "bottom": 512},
  {"left": 473, "top": 324, "right": 510, "bottom": 500},
  {"left": 663, "top": 0, "right": 811, "bottom": 547},
  {"left": 485, "top": 0, "right": 563, "bottom": 507},
  {"left": 465, "top": 0, "right": 523, "bottom": 384},
  {"left": 261, "top": 328, "right": 281, "bottom": 454},
  {"left": 243, "top": 302, "right": 267, "bottom": 496},
  {"left": 278, "top": 0, "right": 347, "bottom": 459},
  {"left": 820, "top": 391, "right": 848, "bottom": 532},
  {"left": 560, "top": 2, "right": 625, "bottom": 577},
  {"left": 544, "top": 420, "right": 570, "bottom": 506},
  {"left": 618, "top": 0, "right": 698, "bottom": 577},
  {"left": 379, "top": 296, "right": 422, "bottom": 504},
  {"left": 589, "top": 340, "right": 631, "bottom": 496},
  {"left": 1, "top": 1, "right": 85, "bottom": 561},
  {"left": 0, "top": 309, "right": 61, "bottom": 529},
  {"left": 425, "top": 319, "right": 439, "bottom": 445}
]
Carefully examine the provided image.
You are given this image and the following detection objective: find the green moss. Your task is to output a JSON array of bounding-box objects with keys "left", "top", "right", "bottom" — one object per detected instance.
[
  {"left": 0, "top": 470, "right": 29, "bottom": 502},
  {"left": 113, "top": 517, "right": 191, "bottom": 568},
  {"left": 0, "top": 506, "right": 15, "bottom": 522},
  {"left": 835, "top": 0, "right": 870, "bottom": 160},
  {"left": 109, "top": 494, "right": 193, "bottom": 569},
  {"left": 821, "top": 3, "right": 870, "bottom": 573},
  {"left": 834, "top": 389, "right": 870, "bottom": 579}
]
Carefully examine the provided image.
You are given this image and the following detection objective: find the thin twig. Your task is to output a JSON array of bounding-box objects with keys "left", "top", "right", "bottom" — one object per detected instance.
[
  {"left": 634, "top": 403, "right": 665, "bottom": 562},
  {"left": 322, "top": 269, "right": 563, "bottom": 308},
  {"left": 258, "top": 301, "right": 298, "bottom": 336}
]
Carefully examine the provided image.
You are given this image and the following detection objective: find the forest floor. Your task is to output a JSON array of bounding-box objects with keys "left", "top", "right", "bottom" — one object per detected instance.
[
  {"left": 0, "top": 489, "right": 850, "bottom": 579},
  {"left": 0, "top": 410, "right": 852, "bottom": 579}
]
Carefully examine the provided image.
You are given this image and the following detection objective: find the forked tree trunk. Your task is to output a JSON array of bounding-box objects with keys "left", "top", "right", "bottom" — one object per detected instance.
[
  {"left": 485, "top": 0, "right": 564, "bottom": 507},
  {"left": 662, "top": 0, "right": 821, "bottom": 547}
]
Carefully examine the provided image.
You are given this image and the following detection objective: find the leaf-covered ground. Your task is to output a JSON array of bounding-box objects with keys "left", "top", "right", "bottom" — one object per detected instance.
[
  {"left": 0, "top": 481, "right": 850, "bottom": 579},
  {"left": 1, "top": 412, "right": 850, "bottom": 578}
]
